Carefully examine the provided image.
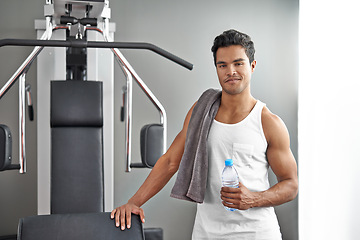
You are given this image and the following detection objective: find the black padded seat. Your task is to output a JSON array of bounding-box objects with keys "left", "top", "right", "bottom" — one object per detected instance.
[{"left": 17, "top": 212, "right": 144, "bottom": 240}]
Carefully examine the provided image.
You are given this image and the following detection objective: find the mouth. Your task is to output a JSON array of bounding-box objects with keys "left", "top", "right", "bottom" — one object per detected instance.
[{"left": 225, "top": 77, "right": 241, "bottom": 83}]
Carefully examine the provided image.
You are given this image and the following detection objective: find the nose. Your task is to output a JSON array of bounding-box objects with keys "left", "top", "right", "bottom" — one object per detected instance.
[{"left": 227, "top": 65, "right": 236, "bottom": 76}]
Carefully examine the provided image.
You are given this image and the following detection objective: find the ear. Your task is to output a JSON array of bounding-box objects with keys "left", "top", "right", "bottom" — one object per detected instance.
[{"left": 251, "top": 60, "right": 257, "bottom": 73}]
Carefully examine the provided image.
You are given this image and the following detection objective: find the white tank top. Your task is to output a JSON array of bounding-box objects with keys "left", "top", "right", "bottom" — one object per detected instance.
[{"left": 192, "top": 100, "right": 282, "bottom": 240}]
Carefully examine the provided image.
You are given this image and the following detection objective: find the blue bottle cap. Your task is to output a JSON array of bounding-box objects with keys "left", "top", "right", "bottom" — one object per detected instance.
[{"left": 225, "top": 159, "right": 233, "bottom": 166}]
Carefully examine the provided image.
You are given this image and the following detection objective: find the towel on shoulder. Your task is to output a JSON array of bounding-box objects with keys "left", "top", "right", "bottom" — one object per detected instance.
[{"left": 170, "top": 88, "right": 221, "bottom": 203}]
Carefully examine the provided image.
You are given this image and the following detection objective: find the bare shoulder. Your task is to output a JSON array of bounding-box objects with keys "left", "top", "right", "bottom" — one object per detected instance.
[
  {"left": 261, "top": 106, "right": 290, "bottom": 145},
  {"left": 175, "top": 101, "right": 197, "bottom": 142}
]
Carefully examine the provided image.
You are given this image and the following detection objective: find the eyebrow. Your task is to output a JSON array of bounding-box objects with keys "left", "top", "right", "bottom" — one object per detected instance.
[{"left": 216, "top": 58, "right": 246, "bottom": 65}]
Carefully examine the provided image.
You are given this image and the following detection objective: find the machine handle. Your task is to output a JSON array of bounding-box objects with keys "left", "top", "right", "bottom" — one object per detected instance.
[
  {"left": 130, "top": 163, "right": 147, "bottom": 168},
  {"left": 0, "top": 39, "right": 194, "bottom": 70},
  {"left": 25, "top": 84, "right": 34, "bottom": 121},
  {"left": 7, "top": 164, "right": 21, "bottom": 170},
  {"left": 28, "top": 106, "right": 34, "bottom": 121},
  {"left": 120, "top": 86, "right": 126, "bottom": 122}
]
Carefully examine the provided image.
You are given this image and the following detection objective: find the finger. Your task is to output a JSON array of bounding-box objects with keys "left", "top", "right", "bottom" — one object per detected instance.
[
  {"left": 131, "top": 207, "right": 145, "bottom": 223},
  {"left": 222, "top": 200, "right": 237, "bottom": 208},
  {"left": 221, "top": 188, "right": 238, "bottom": 196},
  {"left": 221, "top": 194, "right": 236, "bottom": 203},
  {"left": 222, "top": 200, "right": 231, "bottom": 206},
  {"left": 110, "top": 209, "right": 116, "bottom": 219},
  {"left": 222, "top": 193, "right": 240, "bottom": 206},
  {"left": 221, "top": 187, "right": 231, "bottom": 193},
  {"left": 221, "top": 191, "right": 232, "bottom": 199},
  {"left": 120, "top": 207, "right": 126, "bottom": 230},
  {"left": 222, "top": 186, "right": 239, "bottom": 193},
  {"left": 126, "top": 207, "right": 132, "bottom": 229},
  {"left": 114, "top": 208, "right": 121, "bottom": 228},
  {"left": 139, "top": 208, "right": 145, "bottom": 223}
]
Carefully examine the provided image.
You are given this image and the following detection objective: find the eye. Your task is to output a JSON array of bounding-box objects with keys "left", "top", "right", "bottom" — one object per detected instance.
[
  {"left": 218, "top": 64, "right": 226, "bottom": 68},
  {"left": 235, "top": 62, "right": 244, "bottom": 66}
]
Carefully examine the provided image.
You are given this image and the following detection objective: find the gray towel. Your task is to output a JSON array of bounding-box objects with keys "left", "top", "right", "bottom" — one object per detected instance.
[{"left": 170, "top": 88, "right": 221, "bottom": 203}]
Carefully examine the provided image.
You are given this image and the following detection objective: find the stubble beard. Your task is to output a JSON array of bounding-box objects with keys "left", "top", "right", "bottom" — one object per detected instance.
[{"left": 222, "top": 80, "right": 250, "bottom": 96}]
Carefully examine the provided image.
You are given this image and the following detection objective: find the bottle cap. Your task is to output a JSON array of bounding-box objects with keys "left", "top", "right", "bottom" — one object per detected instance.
[{"left": 225, "top": 159, "right": 233, "bottom": 166}]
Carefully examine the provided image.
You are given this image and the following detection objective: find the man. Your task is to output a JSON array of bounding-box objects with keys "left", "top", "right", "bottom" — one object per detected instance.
[{"left": 111, "top": 29, "right": 298, "bottom": 239}]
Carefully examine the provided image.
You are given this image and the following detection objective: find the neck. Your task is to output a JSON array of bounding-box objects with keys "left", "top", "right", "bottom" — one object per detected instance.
[{"left": 220, "top": 90, "right": 256, "bottom": 112}]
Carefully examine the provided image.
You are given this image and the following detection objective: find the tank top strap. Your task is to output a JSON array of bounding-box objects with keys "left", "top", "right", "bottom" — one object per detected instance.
[
  {"left": 254, "top": 100, "right": 266, "bottom": 113},
  {"left": 247, "top": 100, "right": 266, "bottom": 125},
  {"left": 252, "top": 100, "right": 267, "bottom": 146}
]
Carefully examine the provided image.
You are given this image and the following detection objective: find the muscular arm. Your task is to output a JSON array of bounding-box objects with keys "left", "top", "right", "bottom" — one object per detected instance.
[
  {"left": 221, "top": 107, "right": 298, "bottom": 210},
  {"left": 111, "top": 102, "right": 196, "bottom": 229},
  {"left": 254, "top": 107, "right": 298, "bottom": 207}
]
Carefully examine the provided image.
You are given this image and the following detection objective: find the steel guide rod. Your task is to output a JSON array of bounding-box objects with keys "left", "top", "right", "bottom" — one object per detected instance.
[{"left": 19, "top": 74, "right": 26, "bottom": 173}]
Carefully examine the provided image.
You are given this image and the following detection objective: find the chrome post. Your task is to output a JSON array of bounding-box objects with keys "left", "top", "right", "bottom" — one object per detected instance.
[
  {"left": 109, "top": 46, "right": 134, "bottom": 172},
  {"left": 124, "top": 72, "right": 133, "bottom": 172},
  {"left": 19, "top": 74, "right": 26, "bottom": 173},
  {"left": 100, "top": 19, "right": 133, "bottom": 172}
]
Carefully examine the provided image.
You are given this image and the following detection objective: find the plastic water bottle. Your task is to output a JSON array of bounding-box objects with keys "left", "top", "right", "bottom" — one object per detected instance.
[{"left": 221, "top": 159, "right": 239, "bottom": 211}]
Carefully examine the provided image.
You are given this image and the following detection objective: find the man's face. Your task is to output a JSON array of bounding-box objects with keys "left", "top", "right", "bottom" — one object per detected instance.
[{"left": 215, "top": 45, "right": 256, "bottom": 96}]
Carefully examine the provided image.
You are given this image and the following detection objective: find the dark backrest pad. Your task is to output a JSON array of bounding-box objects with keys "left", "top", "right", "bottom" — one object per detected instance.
[
  {"left": 51, "top": 81, "right": 103, "bottom": 127},
  {"left": 17, "top": 212, "right": 145, "bottom": 240},
  {"left": 50, "top": 81, "right": 103, "bottom": 214}
]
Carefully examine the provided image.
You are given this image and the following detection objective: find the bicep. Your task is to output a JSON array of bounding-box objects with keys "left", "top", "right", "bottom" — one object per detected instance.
[
  {"left": 264, "top": 112, "right": 297, "bottom": 182},
  {"left": 267, "top": 143, "right": 297, "bottom": 182}
]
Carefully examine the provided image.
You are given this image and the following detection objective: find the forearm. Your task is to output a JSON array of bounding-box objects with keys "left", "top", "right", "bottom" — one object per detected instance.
[
  {"left": 252, "top": 178, "right": 298, "bottom": 208},
  {"left": 128, "top": 154, "right": 179, "bottom": 207}
]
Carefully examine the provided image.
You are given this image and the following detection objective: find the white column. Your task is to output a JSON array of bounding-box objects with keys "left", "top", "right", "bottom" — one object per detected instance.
[
  {"left": 87, "top": 23, "right": 116, "bottom": 211},
  {"left": 299, "top": 1, "right": 360, "bottom": 239},
  {"left": 36, "top": 19, "right": 66, "bottom": 214}
]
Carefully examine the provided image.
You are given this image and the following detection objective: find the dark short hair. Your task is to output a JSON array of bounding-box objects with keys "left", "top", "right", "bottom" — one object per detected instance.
[{"left": 211, "top": 29, "right": 255, "bottom": 65}]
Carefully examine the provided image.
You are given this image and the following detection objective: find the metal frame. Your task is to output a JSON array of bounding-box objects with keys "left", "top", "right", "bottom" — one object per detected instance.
[
  {"left": 0, "top": 2, "right": 192, "bottom": 174},
  {"left": 87, "top": 25, "right": 169, "bottom": 172},
  {"left": 0, "top": 16, "right": 53, "bottom": 173}
]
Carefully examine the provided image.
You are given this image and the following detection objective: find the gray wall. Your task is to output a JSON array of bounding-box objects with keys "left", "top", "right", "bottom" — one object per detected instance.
[
  {"left": 0, "top": 0, "right": 298, "bottom": 239},
  {"left": 0, "top": 0, "right": 42, "bottom": 236}
]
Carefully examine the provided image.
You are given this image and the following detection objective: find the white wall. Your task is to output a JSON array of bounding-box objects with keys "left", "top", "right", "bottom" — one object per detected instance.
[
  {"left": 299, "top": 0, "right": 360, "bottom": 239},
  {"left": 0, "top": 0, "right": 42, "bottom": 236}
]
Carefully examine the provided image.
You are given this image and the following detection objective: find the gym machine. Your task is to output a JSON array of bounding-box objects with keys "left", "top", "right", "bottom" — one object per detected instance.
[{"left": 0, "top": 0, "right": 193, "bottom": 239}]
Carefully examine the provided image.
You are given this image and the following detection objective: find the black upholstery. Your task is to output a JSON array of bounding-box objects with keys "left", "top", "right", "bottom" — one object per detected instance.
[
  {"left": 17, "top": 212, "right": 145, "bottom": 240},
  {"left": 47, "top": 80, "right": 163, "bottom": 240},
  {"left": 0, "top": 235, "right": 16, "bottom": 240},
  {"left": 51, "top": 81, "right": 103, "bottom": 127},
  {"left": 140, "top": 124, "right": 164, "bottom": 168},
  {"left": 0, "top": 124, "right": 12, "bottom": 171},
  {"left": 51, "top": 127, "right": 104, "bottom": 213},
  {"left": 50, "top": 81, "right": 104, "bottom": 214}
]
